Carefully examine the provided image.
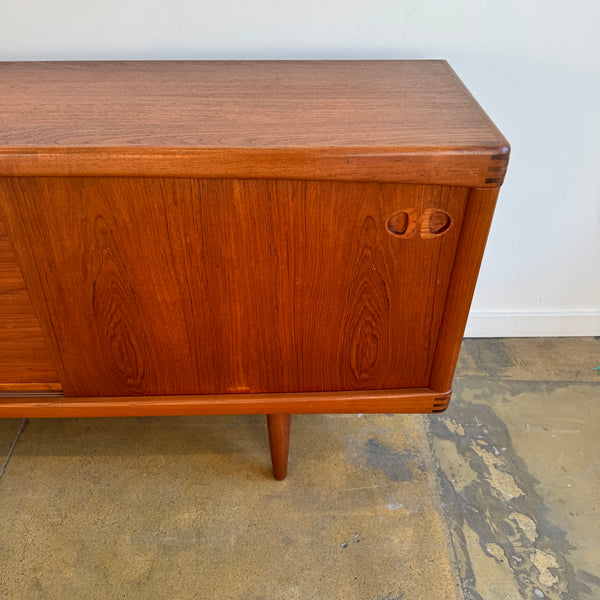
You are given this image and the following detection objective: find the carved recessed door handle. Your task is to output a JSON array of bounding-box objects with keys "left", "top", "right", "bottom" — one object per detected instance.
[
  {"left": 386, "top": 208, "right": 452, "bottom": 239},
  {"left": 421, "top": 208, "right": 452, "bottom": 238}
]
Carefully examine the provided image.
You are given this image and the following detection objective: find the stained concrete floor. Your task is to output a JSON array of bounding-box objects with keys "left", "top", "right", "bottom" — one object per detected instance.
[{"left": 0, "top": 338, "right": 598, "bottom": 599}]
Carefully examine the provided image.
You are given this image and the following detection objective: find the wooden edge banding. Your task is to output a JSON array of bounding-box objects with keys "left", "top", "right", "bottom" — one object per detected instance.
[
  {"left": 0, "top": 146, "right": 508, "bottom": 188},
  {"left": 0, "top": 388, "right": 452, "bottom": 418},
  {"left": 429, "top": 187, "right": 500, "bottom": 393}
]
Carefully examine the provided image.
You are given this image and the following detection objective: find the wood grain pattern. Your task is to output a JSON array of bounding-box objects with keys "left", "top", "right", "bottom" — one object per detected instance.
[
  {"left": 0, "top": 212, "right": 59, "bottom": 386},
  {"left": 0, "top": 388, "right": 451, "bottom": 418},
  {"left": 0, "top": 61, "right": 509, "bottom": 187},
  {"left": 0, "top": 177, "right": 468, "bottom": 397}
]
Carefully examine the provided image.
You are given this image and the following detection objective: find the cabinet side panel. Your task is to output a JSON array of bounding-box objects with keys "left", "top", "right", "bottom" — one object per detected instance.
[
  {"left": 0, "top": 177, "right": 467, "bottom": 397},
  {"left": 429, "top": 186, "right": 500, "bottom": 393},
  {"left": 0, "top": 208, "right": 60, "bottom": 388}
]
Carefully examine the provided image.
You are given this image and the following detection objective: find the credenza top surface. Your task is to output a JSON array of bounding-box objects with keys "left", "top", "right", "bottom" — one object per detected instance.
[{"left": 0, "top": 60, "right": 509, "bottom": 184}]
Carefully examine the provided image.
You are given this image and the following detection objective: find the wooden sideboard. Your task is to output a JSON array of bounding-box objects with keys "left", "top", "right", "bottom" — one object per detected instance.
[{"left": 0, "top": 60, "right": 509, "bottom": 479}]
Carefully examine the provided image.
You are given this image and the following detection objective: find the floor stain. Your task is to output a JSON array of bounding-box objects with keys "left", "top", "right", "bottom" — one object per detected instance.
[
  {"left": 469, "top": 439, "right": 525, "bottom": 502},
  {"left": 510, "top": 512, "right": 538, "bottom": 544},
  {"left": 485, "top": 542, "right": 509, "bottom": 564},
  {"left": 463, "top": 338, "right": 514, "bottom": 378},
  {"left": 429, "top": 394, "right": 579, "bottom": 599},
  {"left": 531, "top": 548, "right": 560, "bottom": 587},
  {"left": 364, "top": 437, "right": 423, "bottom": 482}
]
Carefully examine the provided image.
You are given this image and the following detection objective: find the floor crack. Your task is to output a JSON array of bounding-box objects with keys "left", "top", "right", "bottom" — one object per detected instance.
[{"left": 0, "top": 419, "right": 28, "bottom": 479}]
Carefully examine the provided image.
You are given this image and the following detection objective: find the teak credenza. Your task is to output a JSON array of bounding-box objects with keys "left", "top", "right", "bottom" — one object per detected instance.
[{"left": 0, "top": 60, "right": 509, "bottom": 479}]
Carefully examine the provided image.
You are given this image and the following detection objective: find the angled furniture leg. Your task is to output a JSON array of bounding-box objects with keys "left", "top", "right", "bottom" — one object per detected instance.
[{"left": 266, "top": 414, "right": 291, "bottom": 480}]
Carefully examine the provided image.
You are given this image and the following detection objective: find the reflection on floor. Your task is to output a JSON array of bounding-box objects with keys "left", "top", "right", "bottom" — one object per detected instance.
[{"left": 0, "top": 338, "right": 598, "bottom": 599}]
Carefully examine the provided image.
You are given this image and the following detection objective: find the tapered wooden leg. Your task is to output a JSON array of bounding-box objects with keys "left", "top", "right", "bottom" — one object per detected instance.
[{"left": 266, "top": 414, "right": 291, "bottom": 480}]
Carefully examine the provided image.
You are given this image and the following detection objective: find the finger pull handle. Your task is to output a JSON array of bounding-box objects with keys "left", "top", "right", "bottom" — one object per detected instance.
[
  {"left": 386, "top": 208, "right": 416, "bottom": 237},
  {"left": 421, "top": 208, "right": 452, "bottom": 238},
  {"left": 386, "top": 208, "right": 452, "bottom": 239}
]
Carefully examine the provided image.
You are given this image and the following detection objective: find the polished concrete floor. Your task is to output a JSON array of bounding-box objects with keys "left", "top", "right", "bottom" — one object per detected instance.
[{"left": 0, "top": 338, "right": 598, "bottom": 599}]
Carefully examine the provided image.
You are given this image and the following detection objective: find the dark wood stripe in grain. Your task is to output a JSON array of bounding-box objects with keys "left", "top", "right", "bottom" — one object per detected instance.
[
  {"left": 0, "top": 390, "right": 64, "bottom": 398},
  {"left": 0, "top": 383, "right": 62, "bottom": 392},
  {"left": 485, "top": 154, "right": 509, "bottom": 185}
]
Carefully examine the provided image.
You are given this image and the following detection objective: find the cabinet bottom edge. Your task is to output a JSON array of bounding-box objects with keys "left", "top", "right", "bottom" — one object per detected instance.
[{"left": 0, "top": 388, "right": 451, "bottom": 417}]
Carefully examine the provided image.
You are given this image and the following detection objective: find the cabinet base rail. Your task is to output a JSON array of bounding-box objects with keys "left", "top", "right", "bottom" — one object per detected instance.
[
  {"left": 0, "top": 387, "right": 450, "bottom": 418},
  {"left": 0, "top": 388, "right": 450, "bottom": 480}
]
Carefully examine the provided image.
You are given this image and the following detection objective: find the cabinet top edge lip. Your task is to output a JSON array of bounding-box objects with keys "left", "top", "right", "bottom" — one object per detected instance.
[
  {"left": 1, "top": 58, "right": 448, "bottom": 65},
  {"left": 0, "top": 59, "right": 509, "bottom": 155},
  {"left": 0, "top": 143, "right": 510, "bottom": 157},
  {"left": 0, "top": 59, "right": 452, "bottom": 70},
  {"left": 0, "top": 144, "right": 509, "bottom": 187}
]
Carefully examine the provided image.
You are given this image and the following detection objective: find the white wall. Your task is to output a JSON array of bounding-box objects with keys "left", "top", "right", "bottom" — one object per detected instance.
[{"left": 1, "top": 0, "right": 599, "bottom": 336}]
